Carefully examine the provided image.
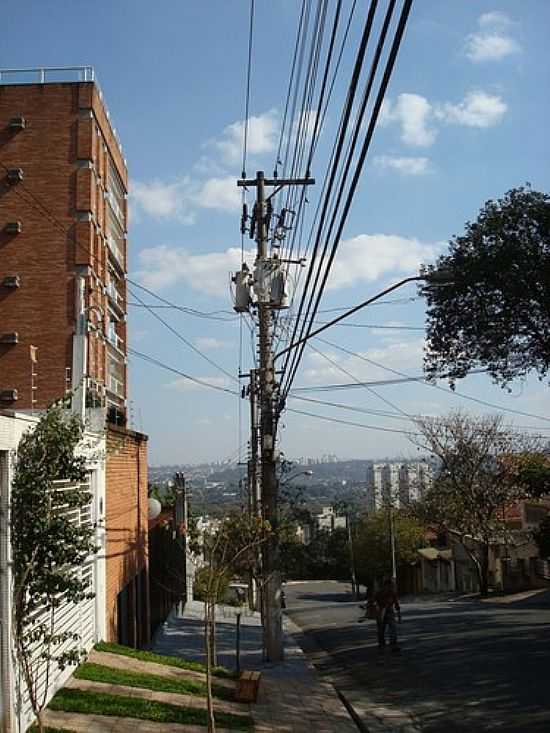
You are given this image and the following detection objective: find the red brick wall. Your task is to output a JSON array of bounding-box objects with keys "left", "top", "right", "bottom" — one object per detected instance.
[
  {"left": 0, "top": 82, "right": 128, "bottom": 409},
  {"left": 105, "top": 426, "right": 150, "bottom": 646}
]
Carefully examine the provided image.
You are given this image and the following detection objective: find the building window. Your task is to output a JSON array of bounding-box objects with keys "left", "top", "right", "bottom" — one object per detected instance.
[{"left": 107, "top": 158, "right": 125, "bottom": 227}]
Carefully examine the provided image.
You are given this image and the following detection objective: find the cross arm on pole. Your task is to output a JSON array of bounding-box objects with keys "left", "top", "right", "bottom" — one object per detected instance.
[{"left": 237, "top": 176, "right": 315, "bottom": 188}]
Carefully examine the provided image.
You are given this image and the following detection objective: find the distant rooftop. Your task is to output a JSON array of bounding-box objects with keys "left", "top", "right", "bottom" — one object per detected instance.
[{"left": 0, "top": 66, "right": 125, "bottom": 160}]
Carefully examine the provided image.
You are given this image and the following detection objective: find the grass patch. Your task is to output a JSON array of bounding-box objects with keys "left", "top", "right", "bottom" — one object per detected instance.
[
  {"left": 49, "top": 688, "right": 253, "bottom": 731},
  {"left": 75, "top": 662, "right": 234, "bottom": 701},
  {"left": 94, "top": 641, "right": 236, "bottom": 679}
]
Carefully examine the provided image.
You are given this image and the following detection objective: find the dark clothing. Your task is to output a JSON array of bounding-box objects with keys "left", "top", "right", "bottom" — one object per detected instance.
[
  {"left": 374, "top": 586, "right": 400, "bottom": 648},
  {"left": 374, "top": 587, "right": 400, "bottom": 614},
  {"left": 377, "top": 606, "right": 398, "bottom": 647}
]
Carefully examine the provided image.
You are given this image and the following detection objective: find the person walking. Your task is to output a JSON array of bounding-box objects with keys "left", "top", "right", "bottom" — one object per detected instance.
[{"left": 375, "top": 578, "right": 401, "bottom": 653}]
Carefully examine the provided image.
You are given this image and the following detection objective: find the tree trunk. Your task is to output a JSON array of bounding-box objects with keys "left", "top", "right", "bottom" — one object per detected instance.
[
  {"left": 204, "top": 599, "right": 216, "bottom": 733},
  {"left": 464, "top": 541, "right": 490, "bottom": 597},
  {"left": 478, "top": 543, "right": 490, "bottom": 597},
  {"left": 209, "top": 601, "right": 217, "bottom": 668},
  {"left": 36, "top": 710, "right": 45, "bottom": 733}
]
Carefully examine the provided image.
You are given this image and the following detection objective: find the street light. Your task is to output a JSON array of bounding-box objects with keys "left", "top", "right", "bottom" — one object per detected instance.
[
  {"left": 274, "top": 269, "right": 454, "bottom": 361},
  {"left": 148, "top": 496, "right": 162, "bottom": 520},
  {"left": 280, "top": 469, "right": 313, "bottom": 486}
]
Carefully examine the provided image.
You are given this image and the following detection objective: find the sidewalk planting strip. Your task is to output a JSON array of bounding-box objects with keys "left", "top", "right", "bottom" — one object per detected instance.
[
  {"left": 48, "top": 688, "right": 253, "bottom": 731},
  {"left": 95, "top": 641, "right": 236, "bottom": 679},
  {"left": 75, "top": 661, "right": 235, "bottom": 701}
]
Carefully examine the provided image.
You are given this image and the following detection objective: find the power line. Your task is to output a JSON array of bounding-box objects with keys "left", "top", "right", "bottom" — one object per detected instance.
[
  {"left": 128, "top": 348, "right": 239, "bottom": 396},
  {"left": 315, "top": 336, "right": 550, "bottom": 424},
  {"left": 304, "top": 339, "right": 412, "bottom": 418},
  {"left": 275, "top": 0, "right": 308, "bottom": 177},
  {"left": 280, "top": 0, "right": 383, "bottom": 394},
  {"left": 127, "top": 279, "right": 237, "bottom": 320},
  {"left": 287, "top": 394, "right": 550, "bottom": 434},
  {"left": 287, "top": 406, "right": 420, "bottom": 436},
  {"left": 282, "top": 0, "right": 413, "bottom": 399},
  {"left": 128, "top": 286, "right": 239, "bottom": 383},
  {"left": 290, "top": 373, "right": 487, "bottom": 391},
  {"left": 242, "top": 0, "right": 255, "bottom": 178}
]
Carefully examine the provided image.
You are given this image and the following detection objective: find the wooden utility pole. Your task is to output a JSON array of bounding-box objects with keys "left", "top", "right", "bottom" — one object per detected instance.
[
  {"left": 237, "top": 170, "right": 314, "bottom": 662},
  {"left": 248, "top": 368, "right": 260, "bottom": 517}
]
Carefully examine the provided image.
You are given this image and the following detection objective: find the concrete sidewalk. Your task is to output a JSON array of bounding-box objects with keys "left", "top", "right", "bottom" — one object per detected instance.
[{"left": 152, "top": 601, "right": 358, "bottom": 733}]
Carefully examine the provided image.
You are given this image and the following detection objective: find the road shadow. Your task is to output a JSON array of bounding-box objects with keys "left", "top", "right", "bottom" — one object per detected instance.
[
  {"left": 290, "top": 591, "right": 358, "bottom": 604},
  {"left": 289, "top": 599, "right": 550, "bottom": 733}
]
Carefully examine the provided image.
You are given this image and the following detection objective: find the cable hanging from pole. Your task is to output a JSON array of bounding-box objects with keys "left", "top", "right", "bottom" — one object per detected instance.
[{"left": 242, "top": 0, "right": 255, "bottom": 180}]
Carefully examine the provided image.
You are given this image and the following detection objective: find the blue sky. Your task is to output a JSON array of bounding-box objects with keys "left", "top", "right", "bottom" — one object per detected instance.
[{"left": 4, "top": 1, "right": 550, "bottom": 465}]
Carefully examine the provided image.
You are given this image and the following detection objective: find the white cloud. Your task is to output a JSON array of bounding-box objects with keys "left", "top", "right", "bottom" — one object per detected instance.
[
  {"left": 465, "top": 11, "right": 520, "bottom": 62},
  {"left": 379, "top": 94, "right": 437, "bottom": 147},
  {"left": 130, "top": 175, "right": 240, "bottom": 220},
  {"left": 131, "top": 178, "right": 195, "bottom": 223},
  {"left": 301, "top": 337, "right": 425, "bottom": 387},
  {"left": 381, "top": 90, "right": 507, "bottom": 147},
  {"left": 135, "top": 244, "right": 256, "bottom": 295},
  {"left": 435, "top": 91, "right": 507, "bottom": 128},
  {"left": 168, "top": 376, "right": 231, "bottom": 393},
  {"left": 131, "top": 109, "right": 280, "bottom": 222},
  {"left": 373, "top": 155, "right": 431, "bottom": 175},
  {"left": 465, "top": 33, "right": 520, "bottom": 62},
  {"left": 213, "top": 109, "right": 279, "bottom": 164},
  {"left": 195, "top": 176, "right": 241, "bottom": 213},
  {"left": 327, "top": 234, "right": 442, "bottom": 291},
  {"left": 195, "top": 337, "right": 228, "bottom": 350},
  {"left": 136, "top": 233, "right": 441, "bottom": 297},
  {"left": 478, "top": 11, "right": 512, "bottom": 30}
]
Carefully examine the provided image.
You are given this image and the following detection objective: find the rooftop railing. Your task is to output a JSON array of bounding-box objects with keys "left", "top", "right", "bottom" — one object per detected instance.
[{"left": 0, "top": 66, "right": 95, "bottom": 84}]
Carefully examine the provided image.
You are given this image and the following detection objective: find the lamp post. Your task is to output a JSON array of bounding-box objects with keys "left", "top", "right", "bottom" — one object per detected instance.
[
  {"left": 280, "top": 469, "right": 314, "bottom": 486},
  {"left": 274, "top": 269, "right": 453, "bottom": 363}
]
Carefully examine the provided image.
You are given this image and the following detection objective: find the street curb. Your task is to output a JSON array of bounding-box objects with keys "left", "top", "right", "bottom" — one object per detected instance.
[
  {"left": 335, "top": 687, "right": 368, "bottom": 732},
  {"left": 284, "top": 614, "right": 422, "bottom": 733}
]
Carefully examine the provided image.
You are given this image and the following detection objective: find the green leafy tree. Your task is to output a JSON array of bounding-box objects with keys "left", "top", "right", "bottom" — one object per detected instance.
[
  {"left": 421, "top": 186, "right": 550, "bottom": 388},
  {"left": 411, "top": 412, "right": 541, "bottom": 596},
  {"left": 512, "top": 452, "right": 550, "bottom": 497},
  {"left": 354, "top": 510, "right": 425, "bottom": 588},
  {"left": 11, "top": 403, "right": 97, "bottom": 732}
]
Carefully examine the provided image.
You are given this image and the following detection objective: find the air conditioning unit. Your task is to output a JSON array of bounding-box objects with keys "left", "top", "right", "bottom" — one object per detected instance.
[
  {"left": 0, "top": 389, "right": 18, "bottom": 403},
  {"left": 0, "top": 332, "right": 19, "bottom": 344},
  {"left": 9, "top": 116, "right": 26, "bottom": 130},
  {"left": 5, "top": 221, "right": 22, "bottom": 234},
  {"left": 6, "top": 168, "right": 23, "bottom": 184},
  {"left": 2, "top": 275, "right": 20, "bottom": 288}
]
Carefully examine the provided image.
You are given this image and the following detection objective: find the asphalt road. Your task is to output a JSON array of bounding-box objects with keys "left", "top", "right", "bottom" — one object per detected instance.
[{"left": 284, "top": 580, "right": 550, "bottom": 733}]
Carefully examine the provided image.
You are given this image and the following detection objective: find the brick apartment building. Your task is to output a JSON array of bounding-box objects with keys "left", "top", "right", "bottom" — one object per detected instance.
[{"left": 0, "top": 67, "right": 149, "bottom": 646}]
